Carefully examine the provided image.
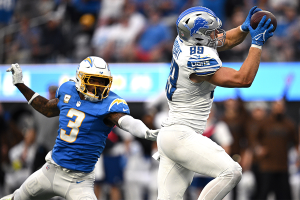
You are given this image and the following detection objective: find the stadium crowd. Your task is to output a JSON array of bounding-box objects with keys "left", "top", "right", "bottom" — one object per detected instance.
[
  {"left": 0, "top": 0, "right": 300, "bottom": 200},
  {"left": 1, "top": 0, "right": 300, "bottom": 64}
]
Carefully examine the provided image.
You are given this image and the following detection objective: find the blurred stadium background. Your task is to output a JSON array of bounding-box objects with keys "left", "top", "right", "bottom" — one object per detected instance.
[{"left": 0, "top": 0, "right": 299, "bottom": 200}]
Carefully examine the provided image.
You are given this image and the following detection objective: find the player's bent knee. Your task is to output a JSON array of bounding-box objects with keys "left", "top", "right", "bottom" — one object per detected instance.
[
  {"left": 232, "top": 165, "right": 242, "bottom": 185},
  {"left": 219, "top": 162, "right": 242, "bottom": 186},
  {"left": 68, "top": 188, "right": 97, "bottom": 200}
]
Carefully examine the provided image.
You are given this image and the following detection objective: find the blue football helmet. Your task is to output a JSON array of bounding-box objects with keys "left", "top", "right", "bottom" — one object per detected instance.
[{"left": 176, "top": 6, "right": 226, "bottom": 48}]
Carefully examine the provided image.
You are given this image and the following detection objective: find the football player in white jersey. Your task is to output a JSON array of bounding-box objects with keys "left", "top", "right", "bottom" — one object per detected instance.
[{"left": 157, "top": 6, "right": 274, "bottom": 200}]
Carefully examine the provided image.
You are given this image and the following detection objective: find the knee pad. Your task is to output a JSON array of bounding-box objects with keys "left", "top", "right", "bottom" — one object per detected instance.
[
  {"left": 25, "top": 171, "right": 51, "bottom": 196},
  {"left": 13, "top": 188, "right": 31, "bottom": 200}
]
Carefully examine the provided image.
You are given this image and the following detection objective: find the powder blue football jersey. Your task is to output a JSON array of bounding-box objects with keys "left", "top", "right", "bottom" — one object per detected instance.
[{"left": 52, "top": 81, "right": 130, "bottom": 172}]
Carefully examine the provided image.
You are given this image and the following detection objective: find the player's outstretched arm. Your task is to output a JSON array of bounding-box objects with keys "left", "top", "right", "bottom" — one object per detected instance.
[
  {"left": 196, "top": 47, "right": 261, "bottom": 87},
  {"left": 217, "top": 6, "right": 262, "bottom": 52},
  {"left": 192, "top": 16, "right": 274, "bottom": 88},
  {"left": 105, "top": 112, "right": 159, "bottom": 141},
  {"left": 7, "top": 64, "right": 60, "bottom": 117}
]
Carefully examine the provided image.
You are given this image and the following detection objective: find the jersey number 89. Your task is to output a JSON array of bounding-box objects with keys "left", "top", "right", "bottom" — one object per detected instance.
[
  {"left": 190, "top": 46, "right": 203, "bottom": 55},
  {"left": 60, "top": 108, "right": 86, "bottom": 143}
]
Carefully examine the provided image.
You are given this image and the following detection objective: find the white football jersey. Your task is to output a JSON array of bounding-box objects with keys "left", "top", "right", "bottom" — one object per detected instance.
[{"left": 162, "top": 36, "right": 222, "bottom": 134}]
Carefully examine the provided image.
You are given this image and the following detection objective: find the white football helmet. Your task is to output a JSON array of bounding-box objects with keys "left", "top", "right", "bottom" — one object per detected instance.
[
  {"left": 176, "top": 6, "right": 226, "bottom": 48},
  {"left": 75, "top": 56, "right": 113, "bottom": 102}
]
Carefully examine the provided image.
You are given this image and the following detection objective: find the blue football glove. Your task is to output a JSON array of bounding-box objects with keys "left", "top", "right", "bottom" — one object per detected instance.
[
  {"left": 241, "top": 6, "right": 262, "bottom": 32},
  {"left": 249, "top": 16, "right": 274, "bottom": 46}
]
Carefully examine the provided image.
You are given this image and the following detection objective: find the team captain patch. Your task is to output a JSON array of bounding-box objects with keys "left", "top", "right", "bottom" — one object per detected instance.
[
  {"left": 64, "top": 94, "right": 71, "bottom": 103},
  {"left": 108, "top": 99, "right": 127, "bottom": 111}
]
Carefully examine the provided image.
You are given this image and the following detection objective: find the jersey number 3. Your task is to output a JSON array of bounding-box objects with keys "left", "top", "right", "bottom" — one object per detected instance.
[{"left": 60, "top": 108, "right": 86, "bottom": 143}]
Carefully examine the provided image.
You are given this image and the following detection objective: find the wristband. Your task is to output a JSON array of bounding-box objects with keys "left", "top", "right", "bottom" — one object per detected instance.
[
  {"left": 251, "top": 44, "right": 262, "bottom": 50},
  {"left": 28, "top": 93, "right": 40, "bottom": 105},
  {"left": 240, "top": 25, "right": 248, "bottom": 33}
]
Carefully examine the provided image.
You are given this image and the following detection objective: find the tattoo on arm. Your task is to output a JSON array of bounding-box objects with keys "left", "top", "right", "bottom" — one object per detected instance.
[
  {"left": 31, "top": 97, "right": 60, "bottom": 117},
  {"left": 15, "top": 83, "right": 60, "bottom": 117},
  {"left": 104, "top": 112, "right": 126, "bottom": 127}
]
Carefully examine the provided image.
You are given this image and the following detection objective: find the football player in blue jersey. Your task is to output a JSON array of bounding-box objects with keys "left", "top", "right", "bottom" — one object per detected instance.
[{"left": 2, "top": 56, "right": 159, "bottom": 200}]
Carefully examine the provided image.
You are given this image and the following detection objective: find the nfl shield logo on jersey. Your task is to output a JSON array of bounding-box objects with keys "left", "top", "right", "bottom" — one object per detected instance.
[
  {"left": 64, "top": 94, "right": 71, "bottom": 103},
  {"left": 76, "top": 101, "right": 81, "bottom": 107}
]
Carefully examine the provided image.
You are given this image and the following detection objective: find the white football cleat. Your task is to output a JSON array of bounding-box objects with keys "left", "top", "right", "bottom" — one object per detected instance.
[{"left": 0, "top": 194, "right": 13, "bottom": 200}]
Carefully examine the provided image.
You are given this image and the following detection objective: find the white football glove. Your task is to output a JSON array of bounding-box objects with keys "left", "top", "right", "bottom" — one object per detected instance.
[
  {"left": 145, "top": 129, "right": 159, "bottom": 141},
  {"left": 6, "top": 63, "right": 24, "bottom": 85}
]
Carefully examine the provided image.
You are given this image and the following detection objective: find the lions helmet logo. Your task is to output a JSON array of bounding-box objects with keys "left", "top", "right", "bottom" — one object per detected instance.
[{"left": 190, "top": 17, "right": 209, "bottom": 36}]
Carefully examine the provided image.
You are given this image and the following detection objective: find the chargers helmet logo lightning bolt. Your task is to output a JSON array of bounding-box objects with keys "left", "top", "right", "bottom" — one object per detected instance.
[{"left": 108, "top": 99, "right": 128, "bottom": 111}]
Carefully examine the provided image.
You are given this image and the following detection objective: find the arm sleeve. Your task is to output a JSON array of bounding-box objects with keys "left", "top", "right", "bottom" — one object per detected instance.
[{"left": 118, "top": 115, "right": 148, "bottom": 139}]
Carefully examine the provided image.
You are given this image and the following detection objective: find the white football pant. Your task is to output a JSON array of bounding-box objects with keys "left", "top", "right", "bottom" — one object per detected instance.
[
  {"left": 157, "top": 125, "right": 242, "bottom": 200},
  {"left": 12, "top": 152, "right": 97, "bottom": 200}
]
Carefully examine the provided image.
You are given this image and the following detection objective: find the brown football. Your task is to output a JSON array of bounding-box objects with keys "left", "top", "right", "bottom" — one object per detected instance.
[{"left": 250, "top": 10, "right": 277, "bottom": 31}]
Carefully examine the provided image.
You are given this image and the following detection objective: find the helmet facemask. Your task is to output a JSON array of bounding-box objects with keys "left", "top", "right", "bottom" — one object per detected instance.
[
  {"left": 205, "top": 26, "right": 226, "bottom": 48},
  {"left": 78, "top": 73, "right": 112, "bottom": 102}
]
